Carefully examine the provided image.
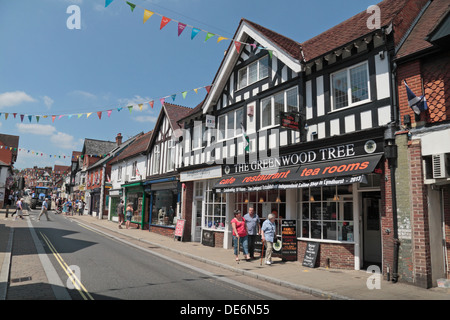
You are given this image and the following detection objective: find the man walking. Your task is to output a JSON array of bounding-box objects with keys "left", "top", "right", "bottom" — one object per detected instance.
[
  {"left": 117, "top": 200, "right": 125, "bottom": 229},
  {"left": 38, "top": 198, "right": 50, "bottom": 221},
  {"left": 244, "top": 207, "right": 261, "bottom": 259}
]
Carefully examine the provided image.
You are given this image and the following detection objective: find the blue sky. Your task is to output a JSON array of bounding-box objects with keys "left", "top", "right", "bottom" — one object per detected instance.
[{"left": 0, "top": 0, "right": 377, "bottom": 169}]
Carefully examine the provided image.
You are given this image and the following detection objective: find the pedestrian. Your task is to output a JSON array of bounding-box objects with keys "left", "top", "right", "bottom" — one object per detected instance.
[
  {"left": 261, "top": 213, "right": 277, "bottom": 265},
  {"left": 77, "top": 200, "right": 83, "bottom": 215},
  {"left": 231, "top": 209, "right": 250, "bottom": 262},
  {"left": 62, "top": 199, "right": 68, "bottom": 215},
  {"left": 68, "top": 199, "right": 73, "bottom": 216},
  {"left": 14, "top": 198, "right": 24, "bottom": 220},
  {"left": 38, "top": 198, "right": 50, "bottom": 221},
  {"left": 117, "top": 200, "right": 125, "bottom": 229},
  {"left": 243, "top": 206, "right": 260, "bottom": 259},
  {"left": 125, "top": 203, "right": 133, "bottom": 229}
]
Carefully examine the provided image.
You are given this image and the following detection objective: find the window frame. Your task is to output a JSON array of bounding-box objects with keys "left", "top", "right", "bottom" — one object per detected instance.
[
  {"left": 237, "top": 55, "right": 269, "bottom": 91},
  {"left": 259, "top": 86, "right": 299, "bottom": 130},
  {"left": 217, "top": 108, "right": 243, "bottom": 142},
  {"left": 330, "top": 61, "right": 371, "bottom": 112}
]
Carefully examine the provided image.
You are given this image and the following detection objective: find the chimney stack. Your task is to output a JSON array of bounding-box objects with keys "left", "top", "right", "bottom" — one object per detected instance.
[{"left": 116, "top": 133, "right": 122, "bottom": 146}]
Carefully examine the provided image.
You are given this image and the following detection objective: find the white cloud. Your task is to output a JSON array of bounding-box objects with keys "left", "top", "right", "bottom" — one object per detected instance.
[
  {"left": 16, "top": 123, "right": 57, "bottom": 136},
  {"left": 70, "top": 90, "right": 97, "bottom": 99},
  {"left": 0, "top": 91, "right": 36, "bottom": 108},
  {"left": 50, "top": 132, "right": 78, "bottom": 149},
  {"left": 133, "top": 115, "right": 158, "bottom": 123},
  {"left": 43, "top": 96, "right": 54, "bottom": 109}
]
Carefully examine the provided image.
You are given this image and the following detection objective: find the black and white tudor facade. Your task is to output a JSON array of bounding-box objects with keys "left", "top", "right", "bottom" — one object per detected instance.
[{"left": 179, "top": 16, "right": 397, "bottom": 270}]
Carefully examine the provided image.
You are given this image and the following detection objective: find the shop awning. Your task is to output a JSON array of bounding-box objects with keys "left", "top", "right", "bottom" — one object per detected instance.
[{"left": 214, "top": 153, "right": 383, "bottom": 192}]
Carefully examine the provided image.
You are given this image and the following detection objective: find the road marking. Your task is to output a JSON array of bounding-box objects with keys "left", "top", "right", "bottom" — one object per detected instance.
[{"left": 40, "top": 232, "right": 94, "bottom": 300}]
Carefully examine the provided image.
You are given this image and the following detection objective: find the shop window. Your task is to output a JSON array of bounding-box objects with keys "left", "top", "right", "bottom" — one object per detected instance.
[
  {"left": 298, "top": 186, "right": 354, "bottom": 242},
  {"left": 204, "top": 180, "right": 226, "bottom": 230},
  {"left": 150, "top": 189, "right": 177, "bottom": 227},
  {"left": 127, "top": 191, "right": 143, "bottom": 223},
  {"left": 235, "top": 189, "right": 285, "bottom": 236}
]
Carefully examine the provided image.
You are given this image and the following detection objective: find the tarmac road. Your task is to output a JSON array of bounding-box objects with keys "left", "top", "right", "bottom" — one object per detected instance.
[{"left": 9, "top": 208, "right": 313, "bottom": 302}]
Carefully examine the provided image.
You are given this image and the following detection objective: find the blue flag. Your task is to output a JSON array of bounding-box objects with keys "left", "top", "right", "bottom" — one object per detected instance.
[{"left": 404, "top": 80, "right": 427, "bottom": 115}]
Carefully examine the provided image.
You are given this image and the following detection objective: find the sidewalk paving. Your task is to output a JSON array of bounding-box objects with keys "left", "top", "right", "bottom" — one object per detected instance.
[{"left": 1, "top": 208, "right": 450, "bottom": 300}]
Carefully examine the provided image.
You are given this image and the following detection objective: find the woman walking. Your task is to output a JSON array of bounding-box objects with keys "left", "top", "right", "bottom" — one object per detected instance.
[
  {"left": 231, "top": 209, "right": 250, "bottom": 262},
  {"left": 125, "top": 203, "right": 133, "bottom": 229}
]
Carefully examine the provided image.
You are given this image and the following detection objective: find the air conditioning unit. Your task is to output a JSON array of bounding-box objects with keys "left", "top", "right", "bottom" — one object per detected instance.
[{"left": 432, "top": 154, "right": 449, "bottom": 179}]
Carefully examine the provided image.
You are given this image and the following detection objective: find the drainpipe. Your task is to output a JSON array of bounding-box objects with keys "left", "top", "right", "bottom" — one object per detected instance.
[{"left": 386, "top": 39, "right": 400, "bottom": 282}]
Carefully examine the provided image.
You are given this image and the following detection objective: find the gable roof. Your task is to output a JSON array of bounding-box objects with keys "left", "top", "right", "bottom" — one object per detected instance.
[
  {"left": 87, "top": 133, "right": 142, "bottom": 171},
  {"left": 82, "top": 138, "right": 117, "bottom": 156},
  {"left": 112, "top": 130, "right": 152, "bottom": 164},
  {"left": 146, "top": 103, "right": 194, "bottom": 151},
  {"left": 201, "top": 0, "right": 429, "bottom": 114}
]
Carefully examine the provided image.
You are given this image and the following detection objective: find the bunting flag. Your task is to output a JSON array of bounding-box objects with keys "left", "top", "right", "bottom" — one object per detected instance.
[
  {"left": 178, "top": 22, "right": 187, "bottom": 36},
  {"left": 171, "top": 94, "right": 176, "bottom": 101},
  {"left": 126, "top": 1, "right": 135, "bottom": 11},
  {"left": 128, "top": 106, "right": 133, "bottom": 114},
  {"left": 205, "top": 32, "right": 215, "bottom": 42},
  {"left": 13, "top": 113, "right": 17, "bottom": 119},
  {"left": 149, "top": 101, "right": 154, "bottom": 109},
  {"left": 20, "top": 114, "right": 24, "bottom": 122},
  {"left": 52, "top": 115, "right": 56, "bottom": 123},
  {"left": 105, "top": 0, "right": 114, "bottom": 7},
  {"left": 4, "top": 113, "right": 8, "bottom": 120},
  {"left": 107, "top": 110, "right": 112, "bottom": 117},
  {"left": 97, "top": 111, "right": 102, "bottom": 119},
  {"left": 217, "top": 36, "right": 228, "bottom": 43},
  {"left": 182, "top": 91, "right": 187, "bottom": 99},
  {"left": 138, "top": 103, "right": 143, "bottom": 111},
  {"left": 191, "top": 28, "right": 200, "bottom": 40},
  {"left": 160, "top": 16, "right": 171, "bottom": 30},
  {"left": 143, "top": 10, "right": 154, "bottom": 24},
  {"left": 160, "top": 98, "right": 165, "bottom": 106},
  {"left": 234, "top": 41, "right": 242, "bottom": 53}
]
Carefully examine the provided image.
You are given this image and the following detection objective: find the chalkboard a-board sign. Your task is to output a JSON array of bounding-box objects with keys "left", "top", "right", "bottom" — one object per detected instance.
[
  {"left": 202, "top": 230, "right": 215, "bottom": 247},
  {"left": 281, "top": 220, "right": 297, "bottom": 261},
  {"left": 302, "top": 242, "right": 320, "bottom": 268}
]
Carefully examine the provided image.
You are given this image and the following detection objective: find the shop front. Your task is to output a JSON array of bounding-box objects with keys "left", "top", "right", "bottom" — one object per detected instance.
[
  {"left": 108, "top": 188, "right": 123, "bottom": 222},
  {"left": 212, "top": 133, "right": 386, "bottom": 270},
  {"left": 122, "top": 182, "right": 147, "bottom": 230},
  {"left": 144, "top": 177, "right": 181, "bottom": 237}
]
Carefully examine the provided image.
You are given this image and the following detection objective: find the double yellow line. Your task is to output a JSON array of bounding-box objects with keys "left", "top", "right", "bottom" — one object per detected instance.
[{"left": 40, "top": 232, "right": 94, "bottom": 300}]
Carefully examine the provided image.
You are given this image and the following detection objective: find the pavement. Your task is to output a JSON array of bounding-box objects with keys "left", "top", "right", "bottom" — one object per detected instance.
[{"left": 1, "top": 207, "right": 450, "bottom": 300}]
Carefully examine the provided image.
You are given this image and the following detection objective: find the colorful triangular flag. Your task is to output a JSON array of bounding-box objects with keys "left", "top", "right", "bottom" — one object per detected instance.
[
  {"left": 160, "top": 16, "right": 171, "bottom": 30},
  {"left": 178, "top": 22, "right": 186, "bottom": 36},
  {"left": 97, "top": 111, "right": 102, "bottom": 119},
  {"left": 105, "top": 0, "right": 114, "bottom": 8},
  {"left": 205, "top": 32, "right": 215, "bottom": 42},
  {"left": 182, "top": 91, "right": 187, "bottom": 99},
  {"left": 128, "top": 106, "right": 133, "bottom": 114},
  {"left": 234, "top": 41, "right": 242, "bottom": 53},
  {"left": 107, "top": 110, "right": 112, "bottom": 117},
  {"left": 191, "top": 28, "right": 200, "bottom": 40},
  {"left": 149, "top": 101, "right": 154, "bottom": 109},
  {"left": 143, "top": 10, "right": 154, "bottom": 24},
  {"left": 126, "top": 1, "right": 135, "bottom": 12}
]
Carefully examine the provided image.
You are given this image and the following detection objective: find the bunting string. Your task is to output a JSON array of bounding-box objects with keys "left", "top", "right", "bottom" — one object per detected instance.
[
  {"left": 0, "top": 145, "right": 113, "bottom": 160},
  {"left": 107, "top": 0, "right": 275, "bottom": 57},
  {"left": 0, "top": 84, "right": 212, "bottom": 124}
]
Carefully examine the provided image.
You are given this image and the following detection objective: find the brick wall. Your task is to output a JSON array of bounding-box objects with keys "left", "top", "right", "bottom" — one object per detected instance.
[
  {"left": 381, "top": 156, "right": 395, "bottom": 277},
  {"left": 297, "top": 241, "right": 354, "bottom": 269},
  {"left": 150, "top": 225, "right": 175, "bottom": 237},
  {"left": 409, "top": 139, "right": 432, "bottom": 288}
]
